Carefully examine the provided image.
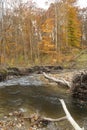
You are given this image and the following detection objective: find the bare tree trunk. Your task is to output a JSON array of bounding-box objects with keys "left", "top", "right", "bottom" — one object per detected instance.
[{"left": 0, "top": 0, "right": 6, "bottom": 65}]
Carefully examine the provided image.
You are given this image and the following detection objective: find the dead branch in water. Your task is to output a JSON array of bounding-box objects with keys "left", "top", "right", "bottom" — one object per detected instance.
[
  {"left": 24, "top": 99, "right": 84, "bottom": 130},
  {"left": 59, "top": 99, "right": 84, "bottom": 130},
  {"left": 23, "top": 115, "right": 66, "bottom": 122},
  {"left": 43, "top": 72, "right": 71, "bottom": 88},
  {"left": 43, "top": 116, "right": 67, "bottom": 122},
  {"left": 23, "top": 114, "right": 66, "bottom": 129}
]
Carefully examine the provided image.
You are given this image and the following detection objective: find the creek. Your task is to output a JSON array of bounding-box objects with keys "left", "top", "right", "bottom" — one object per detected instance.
[{"left": 0, "top": 75, "right": 87, "bottom": 129}]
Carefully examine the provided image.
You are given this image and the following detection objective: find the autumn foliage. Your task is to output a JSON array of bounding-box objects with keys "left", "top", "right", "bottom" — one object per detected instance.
[{"left": 0, "top": 0, "right": 86, "bottom": 66}]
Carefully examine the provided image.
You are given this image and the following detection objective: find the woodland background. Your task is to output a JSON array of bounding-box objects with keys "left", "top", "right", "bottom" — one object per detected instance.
[{"left": 0, "top": 0, "right": 87, "bottom": 67}]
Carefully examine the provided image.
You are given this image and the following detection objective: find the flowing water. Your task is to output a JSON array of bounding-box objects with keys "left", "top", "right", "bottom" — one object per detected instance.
[{"left": 0, "top": 75, "right": 87, "bottom": 130}]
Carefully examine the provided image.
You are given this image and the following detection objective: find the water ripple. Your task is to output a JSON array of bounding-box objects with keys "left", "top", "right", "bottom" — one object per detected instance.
[{"left": 0, "top": 75, "right": 44, "bottom": 87}]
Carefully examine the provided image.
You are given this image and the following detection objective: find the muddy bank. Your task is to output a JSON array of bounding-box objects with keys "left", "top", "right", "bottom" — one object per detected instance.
[
  {"left": 0, "top": 69, "right": 7, "bottom": 82},
  {"left": 0, "top": 65, "right": 63, "bottom": 82},
  {"left": 7, "top": 65, "right": 63, "bottom": 75}
]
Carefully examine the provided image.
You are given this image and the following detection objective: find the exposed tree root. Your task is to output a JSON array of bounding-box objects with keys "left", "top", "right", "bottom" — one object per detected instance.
[{"left": 71, "top": 72, "right": 87, "bottom": 104}]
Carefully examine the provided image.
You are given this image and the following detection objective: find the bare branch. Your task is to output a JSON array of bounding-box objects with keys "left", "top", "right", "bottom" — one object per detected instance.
[
  {"left": 43, "top": 72, "right": 71, "bottom": 88},
  {"left": 43, "top": 116, "right": 67, "bottom": 122},
  {"left": 59, "top": 99, "right": 84, "bottom": 130}
]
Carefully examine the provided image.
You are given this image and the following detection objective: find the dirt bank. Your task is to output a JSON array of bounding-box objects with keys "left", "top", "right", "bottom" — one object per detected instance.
[{"left": 0, "top": 65, "right": 63, "bottom": 82}]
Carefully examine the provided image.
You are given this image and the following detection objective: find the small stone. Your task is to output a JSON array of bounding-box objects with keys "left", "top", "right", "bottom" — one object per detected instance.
[
  {"left": 4, "top": 116, "right": 8, "bottom": 119},
  {"left": 31, "top": 118, "right": 35, "bottom": 123},
  {"left": 13, "top": 111, "right": 19, "bottom": 115},
  {"left": 14, "top": 117, "right": 17, "bottom": 121},
  {"left": 8, "top": 113, "right": 13, "bottom": 116},
  {"left": 34, "top": 114, "right": 39, "bottom": 120},
  {"left": 16, "top": 123, "right": 21, "bottom": 128}
]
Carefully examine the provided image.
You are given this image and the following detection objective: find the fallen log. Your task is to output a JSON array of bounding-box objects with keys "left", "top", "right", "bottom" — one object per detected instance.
[
  {"left": 59, "top": 99, "right": 84, "bottom": 130},
  {"left": 43, "top": 72, "right": 71, "bottom": 88}
]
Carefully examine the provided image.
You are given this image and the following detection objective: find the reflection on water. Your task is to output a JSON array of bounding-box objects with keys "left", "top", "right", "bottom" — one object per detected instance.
[
  {"left": 0, "top": 82, "right": 87, "bottom": 129},
  {"left": 0, "top": 85, "right": 65, "bottom": 117}
]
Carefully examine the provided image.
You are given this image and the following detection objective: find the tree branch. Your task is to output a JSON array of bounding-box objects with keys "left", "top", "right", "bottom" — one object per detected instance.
[
  {"left": 59, "top": 99, "right": 84, "bottom": 130},
  {"left": 43, "top": 72, "right": 71, "bottom": 88},
  {"left": 43, "top": 116, "right": 67, "bottom": 122}
]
